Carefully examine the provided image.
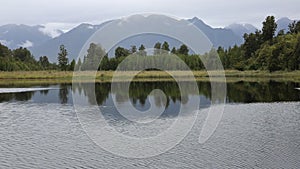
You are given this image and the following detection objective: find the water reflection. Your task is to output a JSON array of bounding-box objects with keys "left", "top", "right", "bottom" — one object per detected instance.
[
  {"left": 227, "top": 81, "right": 300, "bottom": 103},
  {"left": 0, "top": 81, "right": 299, "bottom": 106},
  {"left": 59, "top": 84, "right": 70, "bottom": 104}
]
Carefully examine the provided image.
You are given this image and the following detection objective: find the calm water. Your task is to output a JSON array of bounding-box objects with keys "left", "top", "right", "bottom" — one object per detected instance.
[{"left": 0, "top": 81, "right": 300, "bottom": 168}]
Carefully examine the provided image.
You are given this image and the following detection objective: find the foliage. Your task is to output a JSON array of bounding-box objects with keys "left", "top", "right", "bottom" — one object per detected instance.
[
  {"left": 57, "top": 44, "right": 69, "bottom": 71},
  {"left": 262, "top": 16, "right": 277, "bottom": 42}
]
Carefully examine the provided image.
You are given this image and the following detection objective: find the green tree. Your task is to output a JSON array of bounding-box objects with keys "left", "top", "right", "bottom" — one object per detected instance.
[
  {"left": 262, "top": 16, "right": 277, "bottom": 42},
  {"left": 138, "top": 44, "right": 147, "bottom": 56},
  {"left": 13, "top": 47, "right": 33, "bottom": 62},
  {"left": 161, "top": 41, "right": 170, "bottom": 54},
  {"left": 82, "top": 43, "right": 106, "bottom": 70},
  {"left": 292, "top": 36, "right": 300, "bottom": 70},
  {"left": 99, "top": 55, "right": 109, "bottom": 70},
  {"left": 171, "top": 47, "right": 177, "bottom": 54},
  {"left": 288, "top": 21, "right": 300, "bottom": 34},
  {"left": 0, "top": 43, "right": 12, "bottom": 58},
  {"left": 75, "top": 58, "right": 82, "bottom": 70},
  {"left": 69, "top": 59, "right": 76, "bottom": 71},
  {"left": 267, "top": 46, "right": 281, "bottom": 72},
  {"left": 153, "top": 42, "right": 161, "bottom": 55},
  {"left": 115, "top": 46, "right": 130, "bottom": 58},
  {"left": 57, "top": 44, "right": 68, "bottom": 71},
  {"left": 277, "top": 29, "right": 285, "bottom": 36},
  {"left": 242, "top": 30, "right": 262, "bottom": 58},
  {"left": 39, "top": 56, "right": 50, "bottom": 69},
  {"left": 130, "top": 45, "right": 137, "bottom": 54},
  {"left": 177, "top": 44, "right": 189, "bottom": 55}
]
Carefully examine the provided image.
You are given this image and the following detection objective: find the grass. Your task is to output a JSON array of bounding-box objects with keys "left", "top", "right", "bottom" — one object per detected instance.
[{"left": 0, "top": 70, "right": 300, "bottom": 83}]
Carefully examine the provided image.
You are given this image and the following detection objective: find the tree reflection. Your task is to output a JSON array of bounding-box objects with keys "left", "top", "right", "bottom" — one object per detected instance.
[
  {"left": 59, "top": 84, "right": 69, "bottom": 104},
  {"left": 0, "top": 81, "right": 299, "bottom": 105}
]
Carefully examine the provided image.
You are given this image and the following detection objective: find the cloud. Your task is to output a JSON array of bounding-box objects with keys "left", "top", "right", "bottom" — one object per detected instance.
[
  {"left": 38, "top": 22, "right": 78, "bottom": 38},
  {"left": 18, "top": 40, "right": 33, "bottom": 48},
  {"left": 0, "top": 39, "right": 10, "bottom": 46},
  {"left": 0, "top": 0, "right": 299, "bottom": 28},
  {"left": 39, "top": 26, "right": 62, "bottom": 38}
]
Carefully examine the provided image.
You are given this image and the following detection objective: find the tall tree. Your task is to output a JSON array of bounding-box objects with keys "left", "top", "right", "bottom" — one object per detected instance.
[
  {"left": 262, "top": 16, "right": 277, "bottom": 42},
  {"left": 13, "top": 47, "right": 33, "bottom": 62},
  {"left": 130, "top": 45, "right": 137, "bottom": 54},
  {"left": 75, "top": 58, "right": 82, "bottom": 70},
  {"left": 39, "top": 56, "right": 50, "bottom": 69},
  {"left": 69, "top": 59, "right": 76, "bottom": 71},
  {"left": 115, "top": 46, "right": 130, "bottom": 58},
  {"left": 288, "top": 21, "right": 300, "bottom": 34},
  {"left": 153, "top": 42, "right": 161, "bottom": 55},
  {"left": 171, "top": 47, "right": 177, "bottom": 54},
  {"left": 177, "top": 44, "right": 189, "bottom": 55},
  {"left": 138, "top": 44, "right": 147, "bottom": 56},
  {"left": 242, "top": 30, "right": 262, "bottom": 58},
  {"left": 82, "top": 43, "right": 106, "bottom": 70},
  {"left": 57, "top": 44, "right": 68, "bottom": 71},
  {"left": 161, "top": 41, "right": 170, "bottom": 54}
]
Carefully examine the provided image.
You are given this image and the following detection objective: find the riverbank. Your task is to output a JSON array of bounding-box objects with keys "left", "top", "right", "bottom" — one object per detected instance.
[{"left": 0, "top": 70, "right": 300, "bottom": 82}]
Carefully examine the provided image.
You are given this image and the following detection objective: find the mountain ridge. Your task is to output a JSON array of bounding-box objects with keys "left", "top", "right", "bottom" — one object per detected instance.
[{"left": 0, "top": 16, "right": 297, "bottom": 62}]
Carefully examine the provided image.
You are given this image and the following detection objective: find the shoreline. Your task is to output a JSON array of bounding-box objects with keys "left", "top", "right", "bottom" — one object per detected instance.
[{"left": 0, "top": 70, "right": 299, "bottom": 83}]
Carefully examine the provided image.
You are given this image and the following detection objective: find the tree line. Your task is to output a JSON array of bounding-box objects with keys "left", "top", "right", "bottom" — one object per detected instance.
[
  {"left": 218, "top": 16, "right": 300, "bottom": 71},
  {"left": 0, "top": 16, "right": 299, "bottom": 72},
  {"left": 0, "top": 43, "right": 76, "bottom": 71}
]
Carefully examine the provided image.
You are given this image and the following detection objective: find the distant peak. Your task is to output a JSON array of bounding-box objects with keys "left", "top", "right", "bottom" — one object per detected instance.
[
  {"left": 278, "top": 17, "right": 290, "bottom": 20},
  {"left": 277, "top": 17, "right": 293, "bottom": 23},
  {"left": 78, "top": 23, "right": 93, "bottom": 27},
  {"left": 191, "top": 16, "right": 199, "bottom": 20},
  {"left": 190, "top": 17, "right": 203, "bottom": 22},
  {"left": 188, "top": 17, "right": 207, "bottom": 25}
]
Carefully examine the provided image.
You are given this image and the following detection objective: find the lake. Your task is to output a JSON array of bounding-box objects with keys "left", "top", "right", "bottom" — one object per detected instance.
[{"left": 0, "top": 80, "right": 300, "bottom": 168}]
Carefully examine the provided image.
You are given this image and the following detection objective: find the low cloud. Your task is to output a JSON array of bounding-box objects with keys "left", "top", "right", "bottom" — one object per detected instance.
[
  {"left": 18, "top": 40, "right": 33, "bottom": 48},
  {"left": 39, "top": 22, "right": 78, "bottom": 38}
]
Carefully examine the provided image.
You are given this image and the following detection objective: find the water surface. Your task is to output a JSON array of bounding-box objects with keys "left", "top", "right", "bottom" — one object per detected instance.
[{"left": 0, "top": 80, "right": 299, "bottom": 168}]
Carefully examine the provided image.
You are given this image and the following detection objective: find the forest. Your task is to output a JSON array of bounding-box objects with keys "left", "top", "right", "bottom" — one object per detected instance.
[{"left": 0, "top": 16, "right": 299, "bottom": 72}]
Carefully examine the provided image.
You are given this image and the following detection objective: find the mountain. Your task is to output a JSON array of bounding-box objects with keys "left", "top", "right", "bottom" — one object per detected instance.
[
  {"left": 226, "top": 17, "right": 296, "bottom": 39},
  {"left": 226, "top": 23, "right": 257, "bottom": 38},
  {"left": 31, "top": 16, "right": 243, "bottom": 62},
  {"left": 188, "top": 17, "right": 243, "bottom": 48},
  {"left": 0, "top": 24, "right": 57, "bottom": 49},
  {"left": 276, "top": 17, "right": 294, "bottom": 33},
  {"left": 6, "top": 16, "right": 294, "bottom": 62}
]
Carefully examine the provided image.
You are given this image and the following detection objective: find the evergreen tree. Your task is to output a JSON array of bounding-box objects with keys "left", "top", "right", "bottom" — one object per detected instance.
[
  {"left": 82, "top": 43, "right": 106, "bottom": 70},
  {"left": 153, "top": 42, "right": 161, "bottom": 55},
  {"left": 115, "top": 46, "right": 130, "bottom": 58},
  {"left": 262, "top": 16, "right": 277, "bottom": 42},
  {"left": 288, "top": 21, "right": 300, "bottom": 34},
  {"left": 75, "top": 58, "right": 82, "bottom": 70},
  {"left": 178, "top": 44, "right": 189, "bottom": 55},
  {"left": 161, "top": 41, "right": 170, "bottom": 54},
  {"left": 69, "top": 59, "right": 76, "bottom": 71},
  {"left": 57, "top": 44, "right": 68, "bottom": 71},
  {"left": 138, "top": 44, "right": 147, "bottom": 56},
  {"left": 171, "top": 47, "right": 177, "bottom": 54},
  {"left": 39, "top": 56, "right": 50, "bottom": 69},
  {"left": 130, "top": 45, "right": 137, "bottom": 54}
]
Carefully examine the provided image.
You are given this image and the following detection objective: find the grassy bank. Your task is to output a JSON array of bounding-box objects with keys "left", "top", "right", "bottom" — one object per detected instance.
[{"left": 0, "top": 70, "right": 300, "bottom": 82}]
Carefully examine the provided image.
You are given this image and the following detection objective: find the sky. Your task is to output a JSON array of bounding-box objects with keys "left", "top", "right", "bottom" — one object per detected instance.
[{"left": 1, "top": 0, "right": 300, "bottom": 32}]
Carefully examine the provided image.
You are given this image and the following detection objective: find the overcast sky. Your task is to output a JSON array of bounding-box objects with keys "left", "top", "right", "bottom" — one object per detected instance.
[{"left": 1, "top": 0, "right": 300, "bottom": 31}]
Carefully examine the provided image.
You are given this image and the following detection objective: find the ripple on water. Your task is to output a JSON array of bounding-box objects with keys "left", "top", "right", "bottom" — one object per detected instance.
[{"left": 0, "top": 102, "right": 299, "bottom": 168}]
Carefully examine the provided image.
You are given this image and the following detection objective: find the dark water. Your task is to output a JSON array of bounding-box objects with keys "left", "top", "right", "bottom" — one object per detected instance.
[
  {"left": 0, "top": 80, "right": 300, "bottom": 168},
  {"left": 1, "top": 80, "right": 300, "bottom": 105}
]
